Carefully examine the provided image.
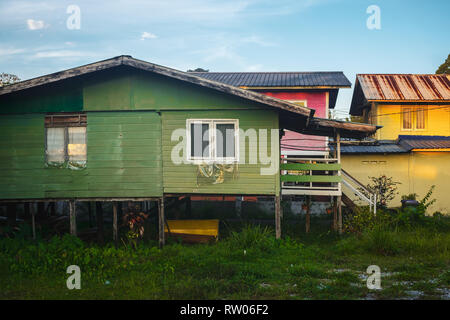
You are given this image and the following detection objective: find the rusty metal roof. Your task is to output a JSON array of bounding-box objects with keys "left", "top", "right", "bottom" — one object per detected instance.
[
  {"left": 350, "top": 74, "right": 450, "bottom": 115},
  {"left": 358, "top": 74, "right": 450, "bottom": 101}
]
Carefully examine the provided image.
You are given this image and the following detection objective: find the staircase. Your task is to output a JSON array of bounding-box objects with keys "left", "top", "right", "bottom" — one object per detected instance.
[{"left": 280, "top": 157, "right": 377, "bottom": 214}]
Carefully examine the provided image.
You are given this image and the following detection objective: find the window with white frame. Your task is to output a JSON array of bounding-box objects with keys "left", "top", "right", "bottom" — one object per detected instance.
[{"left": 186, "top": 119, "right": 239, "bottom": 162}]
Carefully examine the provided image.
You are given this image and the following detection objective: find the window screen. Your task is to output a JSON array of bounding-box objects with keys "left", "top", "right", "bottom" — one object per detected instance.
[
  {"left": 402, "top": 108, "right": 412, "bottom": 129},
  {"left": 416, "top": 107, "right": 426, "bottom": 129},
  {"left": 190, "top": 123, "right": 210, "bottom": 158},
  {"left": 46, "top": 128, "right": 65, "bottom": 163},
  {"left": 216, "top": 123, "right": 235, "bottom": 158}
]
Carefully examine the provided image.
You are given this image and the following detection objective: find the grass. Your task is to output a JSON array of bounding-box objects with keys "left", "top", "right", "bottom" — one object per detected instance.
[{"left": 0, "top": 221, "right": 449, "bottom": 300}]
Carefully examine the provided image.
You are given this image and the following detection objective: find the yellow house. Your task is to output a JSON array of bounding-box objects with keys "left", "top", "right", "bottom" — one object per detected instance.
[{"left": 343, "top": 74, "right": 450, "bottom": 213}]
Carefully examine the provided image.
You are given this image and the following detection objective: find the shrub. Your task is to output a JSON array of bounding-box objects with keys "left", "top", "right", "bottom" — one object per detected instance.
[
  {"left": 343, "top": 207, "right": 393, "bottom": 235},
  {"left": 365, "top": 175, "right": 401, "bottom": 208}
]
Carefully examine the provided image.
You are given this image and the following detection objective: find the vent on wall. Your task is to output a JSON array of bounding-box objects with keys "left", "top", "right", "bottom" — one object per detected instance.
[{"left": 45, "top": 113, "right": 87, "bottom": 127}]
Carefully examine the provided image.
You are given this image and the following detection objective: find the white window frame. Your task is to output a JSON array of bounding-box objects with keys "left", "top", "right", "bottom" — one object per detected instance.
[{"left": 186, "top": 119, "right": 239, "bottom": 163}]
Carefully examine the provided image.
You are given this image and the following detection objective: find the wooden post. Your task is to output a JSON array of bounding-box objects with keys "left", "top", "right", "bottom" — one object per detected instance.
[
  {"left": 336, "top": 131, "right": 342, "bottom": 235},
  {"left": 305, "top": 196, "right": 311, "bottom": 233},
  {"left": 158, "top": 197, "right": 165, "bottom": 248},
  {"left": 235, "top": 196, "right": 242, "bottom": 218},
  {"left": 338, "top": 196, "right": 343, "bottom": 235},
  {"left": 275, "top": 195, "right": 281, "bottom": 239},
  {"left": 332, "top": 196, "right": 338, "bottom": 232},
  {"left": 37, "top": 202, "right": 45, "bottom": 219},
  {"left": 24, "top": 202, "right": 30, "bottom": 219},
  {"left": 6, "top": 203, "right": 15, "bottom": 226},
  {"left": 88, "top": 201, "right": 93, "bottom": 228},
  {"left": 31, "top": 204, "right": 36, "bottom": 240},
  {"left": 69, "top": 200, "right": 76, "bottom": 236},
  {"left": 185, "top": 196, "right": 192, "bottom": 217},
  {"left": 96, "top": 202, "right": 104, "bottom": 243},
  {"left": 113, "top": 202, "right": 118, "bottom": 243}
]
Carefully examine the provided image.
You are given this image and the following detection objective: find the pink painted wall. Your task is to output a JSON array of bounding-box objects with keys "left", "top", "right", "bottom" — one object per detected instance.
[{"left": 258, "top": 91, "right": 328, "bottom": 154}]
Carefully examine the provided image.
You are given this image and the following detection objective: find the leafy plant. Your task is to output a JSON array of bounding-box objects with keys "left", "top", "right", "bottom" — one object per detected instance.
[
  {"left": 343, "top": 207, "right": 393, "bottom": 235},
  {"left": 365, "top": 175, "right": 401, "bottom": 208},
  {"left": 401, "top": 193, "right": 418, "bottom": 201},
  {"left": 122, "top": 204, "right": 149, "bottom": 248}
]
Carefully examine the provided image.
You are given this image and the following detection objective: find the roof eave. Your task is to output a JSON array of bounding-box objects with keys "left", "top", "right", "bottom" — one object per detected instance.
[{"left": 0, "top": 55, "right": 313, "bottom": 118}]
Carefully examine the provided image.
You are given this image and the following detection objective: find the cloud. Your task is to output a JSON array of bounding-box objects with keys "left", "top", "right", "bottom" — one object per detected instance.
[
  {"left": 26, "top": 19, "right": 47, "bottom": 30},
  {"left": 241, "top": 35, "right": 276, "bottom": 47},
  {"left": 0, "top": 47, "right": 25, "bottom": 56},
  {"left": 31, "top": 50, "right": 94, "bottom": 59},
  {"left": 140, "top": 32, "right": 157, "bottom": 40}
]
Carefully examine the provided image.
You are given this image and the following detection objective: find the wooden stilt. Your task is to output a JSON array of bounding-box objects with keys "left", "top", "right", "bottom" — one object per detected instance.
[
  {"left": 158, "top": 197, "right": 165, "bottom": 248},
  {"left": 235, "top": 196, "right": 242, "bottom": 218},
  {"left": 185, "top": 196, "right": 192, "bottom": 217},
  {"left": 88, "top": 201, "right": 94, "bottom": 228},
  {"left": 338, "top": 196, "right": 342, "bottom": 235},
  {"left": 50, "top": 202, "right": 56, "bottom": 216},
  {"left": 37, "top": 202, "right": 45, "bottom": 219},
  {"left": 118, "top": 202, "right": 123, "bottom": 224},
  {"left": 6, "top": 203, "right": 15, "bottom": 226},
  {"left": 31, "top": 204, "right": 36, "bottom": 240},
  {"left": 275, "top": 195, "right": 281, "bottom": 239},
  {"left": 24, "top": 202, "right": 30, "bottom": 219},
  {"left": 305, "top": 196, "right": 311, "bottom": 233},
  {"left": 333, "top": 196, "right": 338, "bottom": 231},
  {"left": 113, "top": 202, "right": 118, "bottom": 243},
  {"left": 69, "top": 200, "right": 76, "bottom": 236},
  {"left": 96, "top": 202, "right": 104, "bottom": 243},
  {"left": 336, "top": 131, "right": 342, "bottom": 235}
]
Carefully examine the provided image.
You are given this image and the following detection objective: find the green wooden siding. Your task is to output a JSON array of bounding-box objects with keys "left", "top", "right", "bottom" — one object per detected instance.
[
  {"left": 83, "top": 68, "right": 264, "bottom": 111},
  {"left": 0, "top": 67, "right": 283, "bottom": 199},
  {"left": 0, "top": 114, "right": 45, "bottom": 199},
  {"left": 162, "top": 109, "right": 280, "bottom": 195},
  {"left": 0, "top": 80, "right": 83, "bottom": 114},
  {"left": 0, "top": 112, "right": 162, "bottom": 199}
]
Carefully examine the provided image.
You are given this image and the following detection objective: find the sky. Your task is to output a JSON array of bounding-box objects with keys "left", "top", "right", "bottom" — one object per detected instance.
[{"left": 0, "top": 0, "right": 449, "bottom": 116}]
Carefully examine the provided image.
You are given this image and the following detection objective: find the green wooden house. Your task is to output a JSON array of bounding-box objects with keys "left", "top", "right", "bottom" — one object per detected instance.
[{"left": 0, "top": 56, "right": 377, "bottom": 244}]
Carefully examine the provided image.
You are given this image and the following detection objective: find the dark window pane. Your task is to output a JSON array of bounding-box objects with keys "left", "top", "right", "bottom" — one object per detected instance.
[
  {"left": 191, "top": 123, "right": 210, "bottom": 158},
  {"left": 216, "top": 124, "right": 235, "bottom": 158}
]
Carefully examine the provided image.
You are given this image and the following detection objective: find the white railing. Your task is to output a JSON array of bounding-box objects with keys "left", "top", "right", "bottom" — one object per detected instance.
[{"left": 341, "top": 169, "right": 377, "bottom": 214}]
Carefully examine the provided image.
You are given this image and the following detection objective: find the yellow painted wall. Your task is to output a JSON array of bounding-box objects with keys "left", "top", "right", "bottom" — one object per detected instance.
[
  {"left": 372, "top": 104, "right": 450, "bottom": 140},
  {"left": 341, "top": 151, "right": 450, "bottom": 214}
]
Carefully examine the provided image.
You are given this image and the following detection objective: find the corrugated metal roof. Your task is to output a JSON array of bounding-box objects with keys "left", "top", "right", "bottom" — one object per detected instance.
[
  {"left": 340, "top": 144, "right": 407, "bottom": 154},
  {"left": 398, "top": 135, "right": 450, "bottom": 150},
  {"left": 190, "top": 72, "right": 351, "bottom": 88},
  {"left": 340, "top": 135, "right": 450, "bottom": 153},
  {"left": 357, "top": 74, "right": 450, "bottom": 101}
]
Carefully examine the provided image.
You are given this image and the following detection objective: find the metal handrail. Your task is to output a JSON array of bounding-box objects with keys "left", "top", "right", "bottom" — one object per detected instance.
[{"left": 341, "top": 170, "right": 377, "bottom": 214}]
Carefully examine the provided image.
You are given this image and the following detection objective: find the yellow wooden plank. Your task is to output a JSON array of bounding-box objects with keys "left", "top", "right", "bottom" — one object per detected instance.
[{"left": 165, "top": 219, "right": 219, "bottom": 237}]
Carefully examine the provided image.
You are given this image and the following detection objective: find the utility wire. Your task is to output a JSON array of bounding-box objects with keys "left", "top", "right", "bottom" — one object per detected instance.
[{"left": 370, "top": 105, "right": 450, "bottom": 118}]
